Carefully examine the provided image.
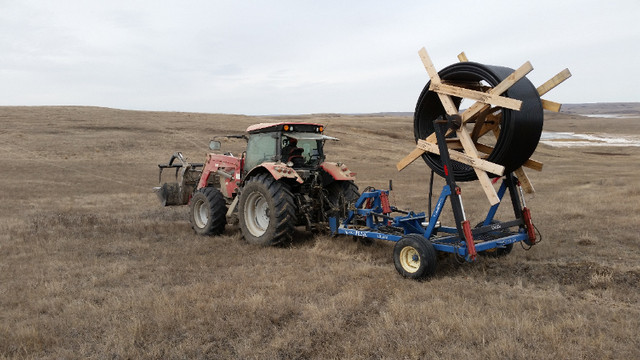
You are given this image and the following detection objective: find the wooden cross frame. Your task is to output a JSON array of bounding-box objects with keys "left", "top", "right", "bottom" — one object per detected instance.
[{"left": 397, "top": 47, "right": 571, "bottom": 204}]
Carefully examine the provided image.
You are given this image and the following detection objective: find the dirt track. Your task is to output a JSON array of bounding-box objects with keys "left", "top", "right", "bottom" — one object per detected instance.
[{"left": 1, "top": 105, "right": 639, "bottom": 358}]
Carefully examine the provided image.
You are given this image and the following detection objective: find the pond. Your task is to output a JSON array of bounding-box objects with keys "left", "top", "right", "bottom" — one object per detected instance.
[{"left": 539, "top": 131, "right": 640, "bottom": 147}]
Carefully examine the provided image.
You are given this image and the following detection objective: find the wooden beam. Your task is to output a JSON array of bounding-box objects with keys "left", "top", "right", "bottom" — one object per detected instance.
[
  {"left": 457, "top": 52, "right": 468, "bottom": 62},
  {"left": 418, "top": 47, "right": 441, "bottom": 83},
  {"left": 417, "top": 140, "right": 504, "bottom": 176},
  {"left": 457, "top": 127, "right": 500, "bottom": 205},
  {"left": 470, "top": 106, "right": 496, "bottom": 141},
  {"left": 536, "top": 68, "right": 572, "bottom": 96},
  {"left": 429, "top": 82, "right": 522, "bottom": 110},
  {"left": 470, "top": 116, "right": 501, "bottom": 142},
  {"left": 475, "top": 143, "right": 493, "bottom": 154},
  {"left": 418, "top": 47, "right": 458, "bottom": 115},
  {"left": 522, "top": 158, "right": 544, "bottom": 172},
  {"left": 541, "top": 98, "right": 562, "bottom": 112},
  {"left": 396, "top": 147, "right": 426, "bottom": 171},
  {"left": 514, "top": 167, "right": 535, "bottom": 194}
]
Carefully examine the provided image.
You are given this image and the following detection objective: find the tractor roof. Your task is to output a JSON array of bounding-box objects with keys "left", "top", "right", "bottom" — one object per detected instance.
[{"left": 246, "top": 122, "right": 324, "bottom": 134}]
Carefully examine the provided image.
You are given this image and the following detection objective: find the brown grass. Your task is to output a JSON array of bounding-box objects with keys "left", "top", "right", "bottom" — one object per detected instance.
[{"left": 1, "top": 105, "right": 639, "bottom": 359}]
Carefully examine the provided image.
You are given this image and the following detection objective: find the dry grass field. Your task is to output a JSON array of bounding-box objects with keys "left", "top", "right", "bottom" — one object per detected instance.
[{"left": 1, "top": 105, "right": 639, "bottom": 359}]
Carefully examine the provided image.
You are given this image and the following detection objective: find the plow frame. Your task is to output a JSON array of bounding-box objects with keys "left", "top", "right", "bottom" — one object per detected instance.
[
  {"left": 329, "top": 115, "right": 536, "bottom": 262},
  {"left": 329, "top": 175, "right": 532, "bottom": 262}
]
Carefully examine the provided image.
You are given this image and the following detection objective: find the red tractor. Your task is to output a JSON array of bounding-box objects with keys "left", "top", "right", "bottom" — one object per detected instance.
[{"left": 155, "top": 122, "right": 359, "bottom": 245}]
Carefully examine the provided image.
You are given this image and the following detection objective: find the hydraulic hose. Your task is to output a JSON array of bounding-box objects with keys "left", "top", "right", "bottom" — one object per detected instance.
[{"left": 414, "top": 62, "right": 543, "bottom": 181}]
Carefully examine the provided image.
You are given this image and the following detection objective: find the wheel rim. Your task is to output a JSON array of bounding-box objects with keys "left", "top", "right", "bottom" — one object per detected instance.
[
  {"left": 399, "top": 246, "right": 421, "bottom": 273},
  {"left": 193, "top": 198, "right": 208, "bottom": 228},
  {"left": 244, "top": 191, "right": 270, "bottom": 237}
]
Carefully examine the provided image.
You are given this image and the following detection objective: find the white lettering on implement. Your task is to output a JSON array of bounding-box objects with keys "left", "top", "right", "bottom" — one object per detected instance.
[{"left": 344, "top": 229, "right": 389, "bottom": 240}]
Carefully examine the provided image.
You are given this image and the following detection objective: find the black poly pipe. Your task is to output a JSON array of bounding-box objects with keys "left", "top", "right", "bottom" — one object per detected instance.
[{"left": 414, "top": 62, "right": 543, "bottom": 182}]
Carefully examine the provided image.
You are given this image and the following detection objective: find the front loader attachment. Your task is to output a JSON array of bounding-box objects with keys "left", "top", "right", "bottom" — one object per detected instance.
[{"left": 154, "top": 152, "right": 203, "bottom": 206}]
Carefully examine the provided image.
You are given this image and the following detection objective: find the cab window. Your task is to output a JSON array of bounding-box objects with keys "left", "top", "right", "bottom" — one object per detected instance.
[{"left": 244, "top": 133, "right": 277, "bottom": 171}]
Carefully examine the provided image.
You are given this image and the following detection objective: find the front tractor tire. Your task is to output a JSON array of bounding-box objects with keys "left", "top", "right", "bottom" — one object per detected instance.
[
  {"left": 238, "top": 174, "right": 297, "bottom": 246},
  {"left": 189, "top": 187, "right": 227, "bottom": 236},
  {"left": 393, "top": 234, "right": 437, "bottom": 279}
]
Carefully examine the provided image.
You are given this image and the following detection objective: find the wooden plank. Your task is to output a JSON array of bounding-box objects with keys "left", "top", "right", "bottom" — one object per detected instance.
[
  {"left": 485, "top": 61, "right": 534, "bottom": 97},
  {"left": 522, "top": 158, "right": 544, "bottom": 172},
  {"left": 536, "top": 68, "right": 572, "bottom": 96},
  {"left": 429, "top": 82, "right": 522, "bottom": 110},
  {"left": 470, "top": 118, "right": 486, "bottom": 141},
  {"left": 437, "top": 92, "right": 459, "bottom": 116},
  {"left": 457, "top": 52, "right": 468, "bottom": 62},
  {"left": 471, "top": 117, "right": 501, "bottom": 142},
  {"left": 457, "top": 127, "right": 500, "bottom": 205},
  {"left": 470, "top": 106, "right": 496, "bottom": 141},
  {"left": 475, "top": 142, "right": 493, "bottom": 154},
  {"left": 396, "top": 147, "right": 426, "bottom": 171},
  {"left": 474, "top": 167, "right": 500, "bottom": 204},
  {"left": 417, "top": 48, "right": 459, "bottom": 116},
  {"left": 541, "top": 98, "right": 562, "bottom": 112},
  {"left": 418, "top": 47, "right": 441, "bottom": 83},
  {"left": 514, "top": 167, "right": 535, "bottom": 194},
  {"left": 417, "top": 140, "right": 504, "bottom": 176}
]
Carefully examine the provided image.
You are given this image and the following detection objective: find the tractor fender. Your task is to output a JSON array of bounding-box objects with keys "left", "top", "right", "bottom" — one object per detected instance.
[
  {"left": 245, "top": 162, "right": 304, "bottom": 184},
  {"left": 320, "top": 162, "right": 357, "bottom": 181}
]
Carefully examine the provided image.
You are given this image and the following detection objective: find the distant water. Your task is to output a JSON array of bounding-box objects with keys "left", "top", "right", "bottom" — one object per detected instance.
[
  {"left": 540, "top": 131, "right": 640, "bottom": 147},
  {"left": 578, "top": 114, "right": 635, "bottom": 119}
]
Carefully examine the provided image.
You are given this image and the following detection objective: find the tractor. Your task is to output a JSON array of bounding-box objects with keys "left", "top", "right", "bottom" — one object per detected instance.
[{"left": 154, "top": 122, "right": 359, "bottom": 245}]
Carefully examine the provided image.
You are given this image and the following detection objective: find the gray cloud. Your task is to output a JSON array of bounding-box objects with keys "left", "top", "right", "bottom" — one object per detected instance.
[{"left": 1, "top": 0, "right": 638, "bottom": 114}]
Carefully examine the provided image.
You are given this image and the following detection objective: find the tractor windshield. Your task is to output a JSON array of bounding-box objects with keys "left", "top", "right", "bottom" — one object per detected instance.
[{"left": 281, "top": 132, "right": 337, "bottom": 166}]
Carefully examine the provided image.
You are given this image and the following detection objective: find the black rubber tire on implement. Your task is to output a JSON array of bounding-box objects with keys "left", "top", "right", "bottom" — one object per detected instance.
[
  {"left": 238, "top": 173, "right": 297, "bottom": 246},
  {"left": 474, "top": 220, "right": 513, "bottom": 257},
  {"left": 393, "top": 234, "right": 437, "bottom": 279},
  {"left": 189, "top": 187, "right": 227, "bottom": 236}
]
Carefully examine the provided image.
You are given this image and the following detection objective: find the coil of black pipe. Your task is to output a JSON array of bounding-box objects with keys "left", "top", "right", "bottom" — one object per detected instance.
[{"left": 414, "top": 62, "right": 543, "bottom": 181}]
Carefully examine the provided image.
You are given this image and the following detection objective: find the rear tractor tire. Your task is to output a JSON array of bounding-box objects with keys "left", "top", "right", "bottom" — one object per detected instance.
[
  {"left": 326, "top": 180, "right": 360, "bottom": 218},
  {"left": 393, "top": 234, "right": 437, "bottom": 279},
  {"left": 238, "top": 174, "right": 297, "bottom": 246},
  {"left": 189, "top": 187, "right": 227, "bottom": 236}
]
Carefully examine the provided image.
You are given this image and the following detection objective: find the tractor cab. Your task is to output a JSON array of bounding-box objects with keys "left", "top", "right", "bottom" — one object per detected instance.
[{"left": 244, "top": 122, "right": 337, "bottom": 172}]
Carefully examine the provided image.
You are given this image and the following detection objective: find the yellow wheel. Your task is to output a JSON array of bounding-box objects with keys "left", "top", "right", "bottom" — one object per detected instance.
[
  {"left": 398, "top": 246, "right": 421, "bottom": 273},
  {"left": 393, "top": 234, "right": 437, "bottom": 279}
]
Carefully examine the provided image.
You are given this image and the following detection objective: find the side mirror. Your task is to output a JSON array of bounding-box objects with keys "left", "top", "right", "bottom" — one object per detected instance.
[{"left": 209, "top": 140, "right": 221, "bottom": 151}]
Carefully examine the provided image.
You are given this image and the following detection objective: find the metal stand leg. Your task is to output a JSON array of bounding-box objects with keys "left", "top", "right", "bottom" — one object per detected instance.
[{"left": 433, "top": 116, "right": 476, "bottom": 260}]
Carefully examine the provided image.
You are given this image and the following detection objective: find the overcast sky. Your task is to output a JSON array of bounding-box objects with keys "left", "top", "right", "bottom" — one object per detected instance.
[{"left": 1, "top": 0, "right": 638, "bottom": 115}]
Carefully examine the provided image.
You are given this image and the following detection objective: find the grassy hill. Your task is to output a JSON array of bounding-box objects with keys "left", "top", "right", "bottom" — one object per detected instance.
[{"left": 0, "top": 105, "right": 638, "bottom": 359}]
